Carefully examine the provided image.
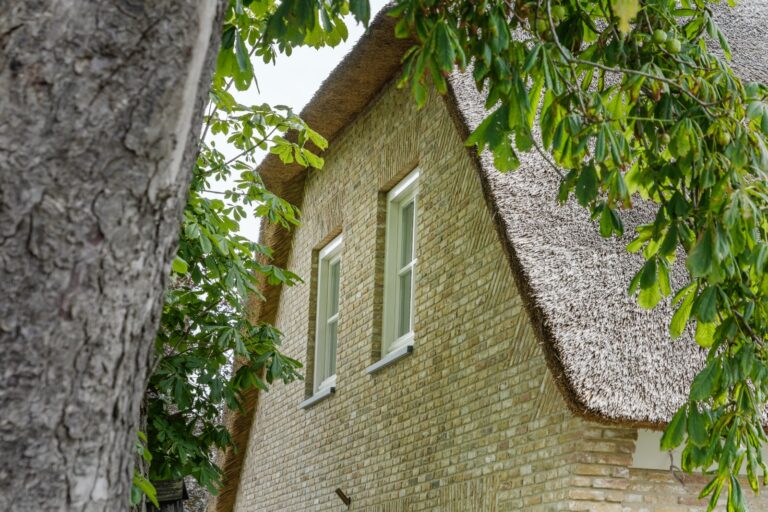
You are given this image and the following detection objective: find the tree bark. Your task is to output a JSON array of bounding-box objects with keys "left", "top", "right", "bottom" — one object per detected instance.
[{"left": 0, "top": 1, "right": 223, "bottom": 510}]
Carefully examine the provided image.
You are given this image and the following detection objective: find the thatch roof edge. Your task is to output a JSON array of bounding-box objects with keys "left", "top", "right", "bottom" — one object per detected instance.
[{"left": 440, "top": 82, "right": 667, "bottom": 431}]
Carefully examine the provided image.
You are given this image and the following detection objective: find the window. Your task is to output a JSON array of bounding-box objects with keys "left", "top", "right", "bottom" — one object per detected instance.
[
  {"left": 382, "top": 168, "right": 419, "bottom": 355},
  {"left": 313, "top": 234, "right": 342, "bottom": 393}
]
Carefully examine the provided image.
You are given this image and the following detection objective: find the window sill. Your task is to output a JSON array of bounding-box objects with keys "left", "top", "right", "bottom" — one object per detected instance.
[
  {"left": 365, "top": 343, "right": 414, "bottom": 374},
  {"left": 298, "top": 386, "right": 335, "bottom": 410}
]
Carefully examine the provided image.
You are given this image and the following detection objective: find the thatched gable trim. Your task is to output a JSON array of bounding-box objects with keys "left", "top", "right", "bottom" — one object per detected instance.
[
  {"left": 440, "top": 76, "right": 698, "bottom": 430},
  {"left": 438, "top": 80, "right": 601, "bottom": 425}
]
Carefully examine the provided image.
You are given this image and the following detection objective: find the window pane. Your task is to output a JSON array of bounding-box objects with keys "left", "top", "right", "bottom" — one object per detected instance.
[
  {"left": 327, "top": 319, "right": 338, "bottom": 377},
  {"left": 397, "top": 269, "right": 412, "bottom": 338},
  {"left": 315, "top": 234, "right": 341, "bottom": 390},
  {"left": 329, "top": 260, "right": 340, "bottom": 316},
  {"left": 399, "top": 200, "right": 414, "bottom": 268}
]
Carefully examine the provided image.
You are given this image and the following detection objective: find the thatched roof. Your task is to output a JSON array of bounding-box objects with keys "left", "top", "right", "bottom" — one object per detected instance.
[
  {"left": 211, "top": 3, "right": 768, "bottom": 510},
  {"left": 448, "top": 73, "right": 705, "bottom": 424},
  {"left": 446, "top": 1, "right": 768, "bottom": 425}
]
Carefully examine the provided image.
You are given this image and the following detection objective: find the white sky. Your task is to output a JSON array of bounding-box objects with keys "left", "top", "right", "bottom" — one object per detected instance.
[{"left": 209, "top": 0, "right": 389, "bottom": 240}]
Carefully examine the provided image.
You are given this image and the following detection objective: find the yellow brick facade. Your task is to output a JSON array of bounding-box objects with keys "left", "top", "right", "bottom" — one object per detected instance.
[{"left": 232, "top": 82, "right": 768, "bottom": 511}]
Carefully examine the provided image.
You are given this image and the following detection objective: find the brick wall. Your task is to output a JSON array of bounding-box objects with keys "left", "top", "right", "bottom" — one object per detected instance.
[{"left": 231, "top": 81, "right": 768, "bottom": 511}]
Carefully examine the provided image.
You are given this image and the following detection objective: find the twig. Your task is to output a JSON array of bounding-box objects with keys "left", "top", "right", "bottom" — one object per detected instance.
[
  {"left": 733, "top": 309, "right": 765, "bottom": 349},
  {"left": 540, "top": 0, "right": 719, "bottom": 116},
  {"left": 546, "top": 0, "right": 592, "bottom": 116},
  {"left": 532, "top": 138, "right": 564, "bottom": 178},
  {"left": 669, "top": 452, "right": 686, "bottom": 486},
  {"left": 200, "top": 41, "right": 262, "bottom": 145},
  {"left": 202, "top": 125, "right": 280, "bottom": 175}
]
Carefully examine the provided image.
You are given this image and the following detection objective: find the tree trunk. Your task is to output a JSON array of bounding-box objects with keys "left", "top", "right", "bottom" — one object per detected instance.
[{"left": 0, "top": 1, "right": 223, "bottom": 510}]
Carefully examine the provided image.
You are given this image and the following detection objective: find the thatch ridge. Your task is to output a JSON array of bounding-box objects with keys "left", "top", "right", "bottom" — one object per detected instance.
[{"left": 439, "top": 84, "right": 602, "bottom": 426}]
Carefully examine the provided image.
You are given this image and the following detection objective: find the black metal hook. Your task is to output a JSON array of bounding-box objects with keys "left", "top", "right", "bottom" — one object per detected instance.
[{"left": 335, "top": 488, "right": 351, "bottom": 507}]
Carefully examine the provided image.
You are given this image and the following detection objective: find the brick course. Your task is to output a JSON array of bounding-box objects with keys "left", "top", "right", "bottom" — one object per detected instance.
[{"left": 231, "top": 81, "right": 768, "bottom": 511}]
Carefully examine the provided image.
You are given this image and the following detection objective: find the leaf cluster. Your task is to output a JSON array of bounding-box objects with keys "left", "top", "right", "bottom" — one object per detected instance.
[
  {"left": 136, "top": 0, "right": 343, "bottom": 500},
  {"left": 217, "top": 0, "right": 371, "bottom": 91},
  {"left": 392, "top": 0, "right": 768, "bottom": 509}
]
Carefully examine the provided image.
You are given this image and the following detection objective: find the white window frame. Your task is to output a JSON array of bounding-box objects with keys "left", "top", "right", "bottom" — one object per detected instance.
[
  {"left": 632, "top": 429, "right": 768, "bottom": 475},
  {"left": 313, "top": 234, "right": 343, "bottom": 394},
  {"left": 382, "top": 168, "right": 419, "bottom": 356}
]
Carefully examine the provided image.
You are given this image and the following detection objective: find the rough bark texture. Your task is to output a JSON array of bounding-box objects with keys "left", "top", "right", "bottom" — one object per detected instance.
[{"left": 0, "top": 1, "right": 223, "bottom": 510}]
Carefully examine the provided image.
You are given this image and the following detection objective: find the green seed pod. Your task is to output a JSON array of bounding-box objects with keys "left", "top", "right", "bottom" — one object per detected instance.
[
  {"left": 666, "top": 38, "right": 681, "bottom": 54},
  {"left": 717, "top": 131, "right": 731, "bottom": 146}
]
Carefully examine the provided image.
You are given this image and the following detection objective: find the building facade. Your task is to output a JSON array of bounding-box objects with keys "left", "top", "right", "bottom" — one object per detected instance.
[
  {"left": 223, "top": 81, "right": 767, "bottom": 512},
  {"left": 211, "top": 3, "right": 768, "bottom": 510}
]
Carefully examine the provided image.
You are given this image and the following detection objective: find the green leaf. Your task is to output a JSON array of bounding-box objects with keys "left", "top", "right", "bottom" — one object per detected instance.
[
  {"left": 687, "top": 229, "right": 714, "bottom": 278},
  {"left": 639, "top": 259, "right": 657, "bottom": 290},
  {"left": 693, "top": 286, "right": 718, "bottom": 323},
  {"left": 349, "top": 0, "right": 370, "bottom": 25},
  {"left": 132, "top": 471, "right": 159, "bottom": 508},
  {"left": 670, "top": 123, "right": 691, "bottom": 158},
  {"left": 700, "top": 476, "right": 726, "bottom": 507},
  {"left": 200, "top": 234, "right": 213, "bottom": 254},
  {"left": 658, "top": 262, "right": 671, "bottom": 297},
  {"left": 595, "top": 126, "right": 607, "bottom": 162},
  {"left": 690, "top": 360, "right": 721, "bottom": 401},
  {"left": 574, "top": 166, "right": 598, "bottom": 207},
  {"left": 687, "top": 404, "right": 709, "bottom": 447},
  {"left": 728, "top": 476, "right": 745, "bottom": 512},
  {"left": 493, "top": 143, "right": 520, "bottom": 172},
  {"left": 627, "top": 234, "right": 649, "bottom": 253},
  {"left": 270, "top": 353, "right": 284, "bottom": 379},
  {"left": 172, "top": 256, "right": 189, "bottom": 274},
  {"left": 670, "top": 287, "right": 695, "bottom": 338},
  {"left": 130, "top": 485, "right": 142, "bottom": 506},
  {"left": 718, "top": 30, "right": 732, "bottom": 60},
  {"left": 694, "top": 321, "right": 716, "bottom": 348},
  {"left": 394, "top": 17, "right": 410, "bottom": 39},
  {"left": 466, "top": 106, "right": 510, "bottom": 150},
  {"left": 221, "top": 26, "right": 236, "bottom": 50},
  {"left": 659, "top": 227, "right": 678, "bottom": 260},
  {"left": 638, "top": 282, "right": 662, "bottom": 309},
  {"left": 599, "top": 207, "right": 614, "bottom": 237},
  {"left": 523, "top": 44, "right": 541, "bottom": 73},
  {"left": 234, "top": 32, "right": 250, "bottom": 73},
  {"left": 410, "top": 81, "right": 427, "bottom": 109},
  {"left": 612, "top": 0, "right": 639, "bottom": 34},
  {"left": 435, "top": 25, "right": 455, "bottom": 72},
  {"left": 660, "top": 405, "right": 687, "bottom": 451}
]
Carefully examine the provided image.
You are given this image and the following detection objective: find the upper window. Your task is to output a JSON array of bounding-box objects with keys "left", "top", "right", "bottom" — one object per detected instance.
[
  {"left": 382, "top": 168, "right": 419, "bottom": 354},
  {"left": 313, "top": 234, "right": 342, "bottom": 393}
]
